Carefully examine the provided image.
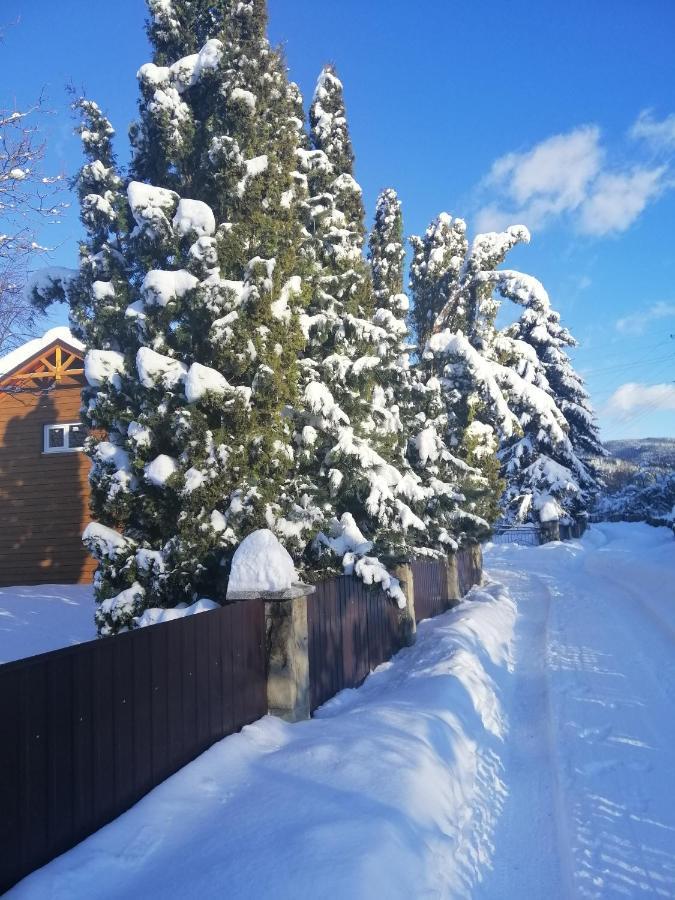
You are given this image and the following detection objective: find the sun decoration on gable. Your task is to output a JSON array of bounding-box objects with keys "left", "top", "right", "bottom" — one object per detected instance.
[{"left": 0, "top": 340, "right": 85, "bottom": 394}]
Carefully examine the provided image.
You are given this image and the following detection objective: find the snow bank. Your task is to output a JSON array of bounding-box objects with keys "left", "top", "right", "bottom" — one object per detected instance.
[
  {"left": 227, "top": 529, "right": 298, "bottom": 595},
  {"left": 9, "top": 581, "right": 516, "bottom": 898},
  {"left": 0, "top": 584, "right": 95, "bottom": 665}
]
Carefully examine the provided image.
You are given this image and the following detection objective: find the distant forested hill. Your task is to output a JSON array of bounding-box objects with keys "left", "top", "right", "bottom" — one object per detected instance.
[{"left": 592, "top": 438, "right": 675, "bottom": 528}]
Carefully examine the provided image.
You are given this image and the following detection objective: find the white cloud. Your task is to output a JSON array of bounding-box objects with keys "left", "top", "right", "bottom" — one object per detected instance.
[
  {"left": 616, "top": 301, "right": 675, "bottom": 335},
  {"left": 476, "top": 117, "right": 674, "bottom": 237},
  {"left": 630, "top": 109, "right": 675, "bottom": 151},
  {"left": 578, "top": 166, "right": 667, "bottom": 236},
  {"left": 606, "top": 382, "right": 675, "bottom": 415},
  {"left": 479, "top": 126, "right": 602, "bottom": 231}
]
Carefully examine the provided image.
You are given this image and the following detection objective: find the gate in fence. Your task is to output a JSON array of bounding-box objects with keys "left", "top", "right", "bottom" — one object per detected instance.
[{"left": 492, "top": 524, "right": 542, "bottom": 546}]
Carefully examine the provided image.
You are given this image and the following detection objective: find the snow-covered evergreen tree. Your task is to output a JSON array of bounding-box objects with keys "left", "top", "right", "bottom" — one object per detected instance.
[
  {"left": 291, "top": 70, "right": 438, "bottom": 591},
  {"left": 409, "top": 214, "right": 468, "bottom": 350},
  {"left": 368, "top": 188, "right": 413, "bottom": 458},
  {"left": 368, "top": 190, "right": 486, "bottom": 553},
  {"left": 54, "top": 0, "right": 315, "bottom": 633},
  {"left": 496, "top": 271, "right": 603, "bottom": 515},
  {"left": 410, "top": 218, "right": 536, "bottom": 538}
]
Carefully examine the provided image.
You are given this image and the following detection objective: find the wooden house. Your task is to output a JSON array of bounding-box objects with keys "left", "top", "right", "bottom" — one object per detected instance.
[{"left": 0, "top": 328, "right": 96, "bottom": 587}]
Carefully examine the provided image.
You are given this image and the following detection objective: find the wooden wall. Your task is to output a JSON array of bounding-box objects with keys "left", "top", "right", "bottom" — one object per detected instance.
[{"left": 0, "top": 386, "right": 96, "bottom": 587}]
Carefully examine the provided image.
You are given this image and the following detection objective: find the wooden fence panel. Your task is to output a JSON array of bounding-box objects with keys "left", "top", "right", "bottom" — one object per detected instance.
[
  {"left": 0, "top": 600, "right": 266, "bottom": 895},
  {"left": 307, "top": 576, "right": 403, "bottom": 713},
  {"left": 411, "top": 560, "right": 450, "bottom": 623}
]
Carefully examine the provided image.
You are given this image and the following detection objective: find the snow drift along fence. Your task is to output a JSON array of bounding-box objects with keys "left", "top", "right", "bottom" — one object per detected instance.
[
  {"left": 0, "top": 599, "right": 266, "bottom": 895},
  {"left": 307, "top": 549, "right": 482, "bottom": 714}
]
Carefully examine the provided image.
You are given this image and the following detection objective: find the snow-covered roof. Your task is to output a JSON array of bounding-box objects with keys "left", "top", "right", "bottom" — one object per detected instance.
[{"left": 0, "top": 327, "right": 85, "bottom": 379}]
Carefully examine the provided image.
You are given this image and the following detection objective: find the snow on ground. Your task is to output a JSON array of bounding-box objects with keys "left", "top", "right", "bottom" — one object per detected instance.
[
  {"left": 8, "top": 581, "right": 517, "bottom": 900},
  {"left": 0, "top": 584, "right": 95, "bottom": 664},
  {"left": 479, "top": 522, "right": 675, "bottom": 899},
  {"left": 6, "top": 522, "right": 675, "bottom": 898}
]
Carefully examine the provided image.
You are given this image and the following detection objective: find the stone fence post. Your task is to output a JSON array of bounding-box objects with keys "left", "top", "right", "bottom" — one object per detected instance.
[
  {"left": 539, "top": 521, "right": 560, "bottom": 543},
  {"left": 446, "top": 554, "right": 461, "bottom": 605},
  {"left": 264, "top": 586, "right": 314, "bottom": 722},
  {"left": 392, "top": 563, "right": 416, "bottom": 647},
  {"left": 229, "top": 584, "right": 314, "bottom": 723}
]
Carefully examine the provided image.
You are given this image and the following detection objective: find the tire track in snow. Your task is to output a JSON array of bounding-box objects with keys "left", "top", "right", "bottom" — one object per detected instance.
[
  {"left": 543, "top": 526, "right": 675, "bottom": 898},
  {"left": 474, "top": 564, "right": 573, "bottom": 899}
]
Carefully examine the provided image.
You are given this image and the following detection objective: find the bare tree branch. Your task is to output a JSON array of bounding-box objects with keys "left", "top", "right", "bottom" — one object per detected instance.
[{"left": 0, "top": 68, "right": 68, "bottom": 355}]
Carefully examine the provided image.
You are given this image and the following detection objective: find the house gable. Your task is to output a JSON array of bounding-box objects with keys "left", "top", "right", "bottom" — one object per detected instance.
[{"left": 0, "top": 335, "right": 85, "bottom": 395}]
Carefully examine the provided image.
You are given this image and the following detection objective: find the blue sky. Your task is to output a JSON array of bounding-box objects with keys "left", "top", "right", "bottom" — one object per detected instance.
[{"left": 2, "top": 0, "right": 674, "bottom": 439}]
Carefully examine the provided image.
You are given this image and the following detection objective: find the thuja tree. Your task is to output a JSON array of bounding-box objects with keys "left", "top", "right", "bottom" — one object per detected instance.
[
  {"left": 40, "top": 0, "right": 315, "bottom": 633},
  {"left": 409, "top": 219, "right": 536, "bottom": 541},
  {"left": 294, "top": 69, "right": 433, "bottom": 593},
  {"left": 370, "top": 191, "right": 484, "bottom": 553}
]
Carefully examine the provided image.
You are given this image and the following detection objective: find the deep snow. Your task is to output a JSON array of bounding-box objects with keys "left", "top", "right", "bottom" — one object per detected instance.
[
  {"left": 0, "top": 584, "right": 95, "bottom": 664},
  {"left": 5, "top": 522, "right": 675, "bottom": 898}
]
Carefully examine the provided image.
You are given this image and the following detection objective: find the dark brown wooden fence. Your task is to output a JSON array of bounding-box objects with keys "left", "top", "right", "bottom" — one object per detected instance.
[
  {"left": 307, "top": 576, "right": 404, "bottom": 713},
  {"left": 411, "top": 560, "right": 452, "bottom": 623},
  {"left": 307, "top": 551, "right": 483, "bottom": 714},
  {"left": 0, "top": 599, "right": 266, "bottom": 895}
]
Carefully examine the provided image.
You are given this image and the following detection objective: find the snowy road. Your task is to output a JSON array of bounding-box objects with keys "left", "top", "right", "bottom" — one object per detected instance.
[
  {"left": 481, "top": 522, "right": 675, "bottom": 899},
  {"left": 8, "top": 522, "right": 675, "bottom": 899}
]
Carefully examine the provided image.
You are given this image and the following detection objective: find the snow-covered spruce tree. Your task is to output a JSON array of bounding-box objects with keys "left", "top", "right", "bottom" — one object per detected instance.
[
  {"left": 414, "top": 219, "right": 591, "bottom": 528},
  {"left": 514, "top": 299, "right": 604, "bottom": 461},
  {"left": 496, "top": 271, "right": 603, "bottom": 514},
  {"left": 451, "top": 266, "right": 593, "bottom": 525},
  {"left": 68, "top": 0, "right": 317, "bottom": 633}
]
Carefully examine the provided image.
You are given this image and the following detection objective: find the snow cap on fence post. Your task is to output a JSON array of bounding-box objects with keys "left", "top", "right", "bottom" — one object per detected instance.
[
  {"left": 227, "top": 530, "right": 314, "bottom": 723},
  {"left": 392, "top": 563, "right": 416, "bottom": 647}
]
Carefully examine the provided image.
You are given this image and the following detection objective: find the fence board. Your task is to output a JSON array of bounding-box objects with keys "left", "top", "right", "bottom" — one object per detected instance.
[
  {"left": 132, "top": 629, "right": 153, "bottom": 799},
  {"left": 150, "top": 625, "right": 169, "bottom": 785},
  {"left": 71, "top": 650, "right": 94, "bottom": 843},
  {"left": 22, "top": 663, "right": 49, "bottom": 870},
  {"left": 0, "top": 669, "right": 21, "bottom": 889},
  {"left": 0, "top": 601, "right": 267, "bottom": 895},
  {"left": 166, "top": 622, "right": 184, "bottom": 771},
  {"left": 112, "top": 636, "right": 135, "bottom": 813},
  {"left": 308, "top": 575, "right": 404, "bottom": 713},
  {"left": 47, "top": 654, "right": 74, "bottom": 857},
  {"left": 412, "top": 560, "right": 450, "bottom": 623},
  {"left": 180, "top": 616, "right": 198, "bottom": 765}
]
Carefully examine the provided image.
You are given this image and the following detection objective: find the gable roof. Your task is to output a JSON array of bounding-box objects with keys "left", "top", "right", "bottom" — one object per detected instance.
[
  {"left": 0, "top": 327, "right": 85, "bottom": 380},
  {"left": 0, "top": 327, "right": 86, "bottom": 391}
]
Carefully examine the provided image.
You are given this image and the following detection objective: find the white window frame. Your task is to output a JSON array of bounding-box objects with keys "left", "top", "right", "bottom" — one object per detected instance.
[{"left": 43, "top": 423, "right": 87, "bottom": 455}]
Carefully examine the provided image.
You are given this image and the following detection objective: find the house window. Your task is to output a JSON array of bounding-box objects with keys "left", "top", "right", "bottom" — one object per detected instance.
[{"left": 43, "top": 423, "right": 87, "bottom": 454}]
